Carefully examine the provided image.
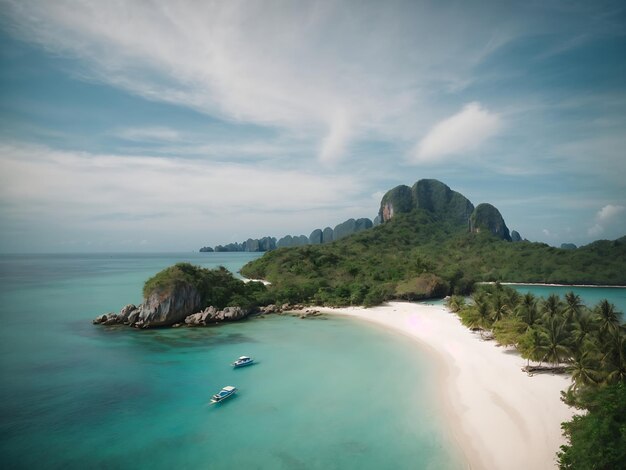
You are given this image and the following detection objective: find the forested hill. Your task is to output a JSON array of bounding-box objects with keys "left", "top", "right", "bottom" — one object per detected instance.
[{"left": 240, "top": 206, "right": 626, "bottom": 307}]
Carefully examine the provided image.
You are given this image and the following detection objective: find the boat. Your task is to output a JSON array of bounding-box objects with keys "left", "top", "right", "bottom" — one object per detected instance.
[
  {"left": 210, "top": 385, "right": 237, "bottom": 404},
  {"left": 232, "top": 356, "right": 254, "bottom": 368}
]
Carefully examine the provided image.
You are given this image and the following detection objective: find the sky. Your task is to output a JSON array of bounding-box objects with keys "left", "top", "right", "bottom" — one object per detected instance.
[{"left": 0, "top": 0, "right": 625, "bottom": 253}]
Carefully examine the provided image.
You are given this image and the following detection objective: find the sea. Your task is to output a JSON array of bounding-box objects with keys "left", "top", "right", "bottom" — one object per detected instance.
[
  {"left": 508, "top": 284, "right": 626, "bottom": 318},
  {"left": 0, "top": 253, "right": 463, "bottom": 470}
]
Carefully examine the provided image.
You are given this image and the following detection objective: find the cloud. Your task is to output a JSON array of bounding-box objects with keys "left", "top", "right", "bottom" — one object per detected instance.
[
  {"left": 587, "top": 204, "right": 625, "bottom": 237},
  {"left": 0, "top": 142, "right": 369, "bottom": 251},
  {"left": 597, "top": 204, "right": 625, "bottom": 222},
  {"left": 412, "top": 102, "right": 501, "bottom": 163},
  {"left": 0, "top": 1, "right": 525, "bottom": 164},
  {"left": 319, "top": 108, "right": 352, "bottom": 165}
]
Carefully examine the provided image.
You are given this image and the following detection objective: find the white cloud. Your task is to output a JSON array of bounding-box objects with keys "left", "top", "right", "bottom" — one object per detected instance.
[
  {"left": 412, "top": 102, "right": 501, "bottom": 163},
  {"left": 319, "top": 108, "right": 352, "bottom": 165},
  {"left": 597, "top": 204, "right": 625, "bottom": 222},
  {"left": 586, "top": 204, "right": 625, "bottom": 238},
  {"left": 1, "top": 1, "right": 523, "bottom": 164},
  {"left": 0, "top": 143, "right": 369, "bottom": 251}
]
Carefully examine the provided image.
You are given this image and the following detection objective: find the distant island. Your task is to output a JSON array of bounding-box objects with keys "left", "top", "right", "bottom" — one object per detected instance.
[{"left": 200, "top": 217, "right": 375, "bottom": 253}]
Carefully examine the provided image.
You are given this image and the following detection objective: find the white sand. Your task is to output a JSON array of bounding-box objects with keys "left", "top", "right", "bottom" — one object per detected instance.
[{"left": 318, "top": 301, "right": 575, "bottom": 470}]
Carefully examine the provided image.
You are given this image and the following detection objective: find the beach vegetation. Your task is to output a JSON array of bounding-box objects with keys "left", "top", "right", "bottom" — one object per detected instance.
[
  {"left": 558, "top": 382, "right": 626, "bottom": 470},
  {"left": 449, "top": 283, "right": 625, "bottom": 468}
]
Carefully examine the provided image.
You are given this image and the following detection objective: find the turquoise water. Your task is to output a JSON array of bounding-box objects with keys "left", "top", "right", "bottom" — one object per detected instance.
[
  {"left": 509, "top": 284, "right": 626, "bottom": 318},
  {"left": 0, "top": 253, "right": 463, "bottom": 469}
]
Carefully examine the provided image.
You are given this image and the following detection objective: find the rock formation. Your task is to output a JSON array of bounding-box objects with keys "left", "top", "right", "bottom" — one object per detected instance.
[
  {"left": 309, "top": 229, "right": 323, "bottom": 244},
  {"left": 379, "top": 185, "right": 413, "bottom": 222},
  {"left": 184, "top": 306, "right": 249, "bottom": 325},
  {"left": 333, "top": 218, "right": 373, "bottom": 240},
  {"left": 511, "top": 230, "right": 522, "bottom": 242},
  {"left": 378, "top": 179, "right": 474, "bottom": 226},
  {"left": 322, "top": 227, "right": 334, "bottom": 243},
  {"left": 412, "top": 179, "right": 474, "bottom": 225},
  {"left": 469, "top": 203, "right": 512, "bottom": 241}
]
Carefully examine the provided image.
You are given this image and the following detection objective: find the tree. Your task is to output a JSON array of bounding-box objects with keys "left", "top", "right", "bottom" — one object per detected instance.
[
  {"left": 600, "top": 329, "right": 626, "bottom": 385},
  {"left": 595, "top": 300, "right": 621, "bottom": 339},
  {"left": 541, "top": 294, "right": 563, "bottom": 322},
  {"left": 563, "top": 291, "right": 584, "bottom": 322},
  {"left": 519, "top": 326, "right": 548, "bottom": 367},
  {"left": 542, "top": 317, "right": 573, "bottom": 366},
  {"left": 570, "top": 310, "right": 598, "bottom": 355},
  {"left": 516, "top": 292, "right": 540, "bottom": 329},
  {"left": 558, "top": 383, "right": 626, "bottom": 469},
  {"left": 568, "top": 349, "right": 601, "bottom": 393}
]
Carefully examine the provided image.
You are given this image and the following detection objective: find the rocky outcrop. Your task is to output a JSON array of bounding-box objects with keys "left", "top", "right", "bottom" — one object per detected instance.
[
  {"left": 277, "top": 234, "right": 309, "bottom": 248},
  {"left": 184, "top": 306, "right": 249, "bottom": 325},
  {"left": 333, "top": 218, "right": 373, "bottom": 240},
  {"left": 511, "top": 230, "right": 522, "bottom": 242},
  {"left": 258, "top": 236, "right": 277, "bottom": 251},
  {"left": 412, "top": 179, "right": 474, "bottom": 225},
  {"left": 378, "top": 179, "right": 474, "bottom": 226},
  {"left": 139, "top": 283, "right": 202, "bottom": 327},
  {"left": 309, "top": 229, "right": 323, "bottom": 244},
  {"left": 560, "top": 243, "right": 577, "bottom": 250},
  {"left": 469, "top": 203, "right": 511, "bottom": 241},
  {"left": 322, "top": 227, "right": 334, "bottom": 243},
  {"left": 214, "top": 242, "right": 244, "bottom": 252},
  {"left": 379, "top": 185, "right": 413, "bottom": 222},
  {"left": 94, "top": 282, "right": 202, "bottom": 328}
]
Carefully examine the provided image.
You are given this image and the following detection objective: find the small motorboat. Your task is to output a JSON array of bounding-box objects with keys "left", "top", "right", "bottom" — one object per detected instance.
[
  {"left": 210, "top": 385, "right": 237, "bottom": 404},
  {"left": 232, "top": 356, "right": 254, "bottom": 368}
]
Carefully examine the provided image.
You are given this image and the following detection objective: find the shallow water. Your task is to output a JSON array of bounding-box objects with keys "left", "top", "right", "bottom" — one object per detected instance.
[
  {"left": 0, "top": 253, "right": 463, "bottom": 469},
  {"left": 509, "top": 284, "right": 626, "bottom": 319}
]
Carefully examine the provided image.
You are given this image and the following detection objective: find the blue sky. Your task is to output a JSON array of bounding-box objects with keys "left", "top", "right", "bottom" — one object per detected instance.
[{"left": 0, "top": 0, "right": 625, "bottom": 252}]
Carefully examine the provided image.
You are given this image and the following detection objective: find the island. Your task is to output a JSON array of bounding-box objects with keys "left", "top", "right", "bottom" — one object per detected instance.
[{"left": 94, "top": 178, "right": 626, "bottom": 470}]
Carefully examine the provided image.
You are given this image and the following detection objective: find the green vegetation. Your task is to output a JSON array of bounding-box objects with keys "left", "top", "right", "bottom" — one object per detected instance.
[
  {"left": 558, "top": 382, "right": 626, "bottom": 470},
  {"left": 241, "top": 209, "right": 626, "bottom": 307},
  {"left": 447, "top": 284, "right": 626, "bottom": 469},
  {"left": 143, "top": 262, "right": 271, "bottom": 310}
]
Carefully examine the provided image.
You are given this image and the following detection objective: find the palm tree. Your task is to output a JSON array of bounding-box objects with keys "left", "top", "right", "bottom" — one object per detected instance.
[
  {"left": 563, "top": 291, "right": 584, "bottom": 322},
  {"left": 568, "top": 348, "right": 601, "bottom": 393},
  {"left": 541, "top": 317, "right": 573, "bottom": 366},
  {"left": 519, "top": 326, "right": 549, "bottom": 367},
  {"left": 516, "top": 292, "right": 540, "bottom": 329},
  {"left": 570, "top": 310, "right": 598, "bottom": 355},
  {"left": 474, "top": 297, "right": 492, "bottom": 339},
  {"left": 600, "top": 329, "right": 626, "bottom": 385},
  {"left": 595, "top": 299, "right": 621, "bottom": 339},
  {"left": 541, "top": 294, "right": 563, "bottom": 322},
  {"left": 490, "top": 293, "right": 509, "bottom": 323}
]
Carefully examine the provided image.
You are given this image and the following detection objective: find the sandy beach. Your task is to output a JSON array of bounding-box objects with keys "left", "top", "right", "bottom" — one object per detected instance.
[{"left": 319, "top": 301, "right": 575, "bottom": 470}]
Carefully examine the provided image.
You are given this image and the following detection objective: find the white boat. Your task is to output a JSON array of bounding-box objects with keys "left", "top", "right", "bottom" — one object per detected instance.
[
  {"left": 210, "top": 385, "right": 237, "bottom": 403},
  {"left": 232, "top": 356, "right": 254, "bottom": 368}
]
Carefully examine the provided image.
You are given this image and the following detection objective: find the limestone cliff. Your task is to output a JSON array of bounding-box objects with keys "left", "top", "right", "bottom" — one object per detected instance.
[
  {"left": 469, "top": 203, "right": 511, "bottom": 241},
  {"left": 378, "top": 179, "right": 473, "bottom": 226},
  {"left": 378, "top": 185, "right": 413, "bottom": 222},
  {"left": 412, "top": 179, "right": 474, "bottom": 225}
]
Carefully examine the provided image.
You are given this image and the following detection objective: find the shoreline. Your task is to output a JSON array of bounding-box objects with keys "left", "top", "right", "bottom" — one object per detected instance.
[
  {"left": 318, "top": 302, "right": 575, "bottom": 470},
  {"left": 481, "top": 281, "right": 626, "bottom": 288}
]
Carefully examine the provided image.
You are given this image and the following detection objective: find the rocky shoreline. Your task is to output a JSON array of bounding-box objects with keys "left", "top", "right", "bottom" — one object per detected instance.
[{"left": 93, "top": 301, "right": 323, "bottom": 329}]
